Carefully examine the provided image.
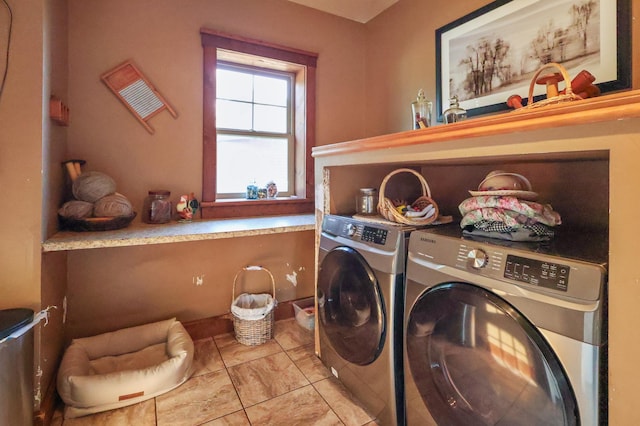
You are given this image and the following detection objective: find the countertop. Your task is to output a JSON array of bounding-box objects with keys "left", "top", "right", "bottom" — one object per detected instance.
[{"left": 42, "top": 214, "right": 315, "bottom": 252}]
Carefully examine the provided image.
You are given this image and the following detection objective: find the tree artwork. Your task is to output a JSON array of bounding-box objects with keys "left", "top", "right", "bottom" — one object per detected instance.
[
  {"left": 453, "top": 0, "right": 600, "bottom": 102},
  {"left": 572, "top": 0, "right": 597, "bottom": 54},
  {"left": 459, "top": 37, "right": 511, "bottom": 97}
]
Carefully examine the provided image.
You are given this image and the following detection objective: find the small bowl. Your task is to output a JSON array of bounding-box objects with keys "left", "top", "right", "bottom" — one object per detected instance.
[{"left": 478, "top": 171, "right": 532, "bottom": 192}]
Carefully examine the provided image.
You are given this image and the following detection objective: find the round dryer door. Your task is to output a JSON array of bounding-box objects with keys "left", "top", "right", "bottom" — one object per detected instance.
[
  {"left": 317, "top": 246, "right": 384, "bottom": 366},
  {"left": 406, "top": 282, "right": 579, "bottom": 426}
]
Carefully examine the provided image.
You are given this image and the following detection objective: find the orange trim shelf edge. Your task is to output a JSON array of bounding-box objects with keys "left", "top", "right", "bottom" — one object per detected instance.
[{"left": 312, "top": 89, "right": 640, "bottom": 157}]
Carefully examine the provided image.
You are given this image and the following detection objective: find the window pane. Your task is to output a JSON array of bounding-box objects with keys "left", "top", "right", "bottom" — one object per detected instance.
[
  {"left": 216, "top": 99, "right": 252, "bottom": 130},
  {"left": 217, "top": 134, "right": 289, "bottom": 196},
  {"left": 254, "top": 75, "right": 288, "bottom": 106},
  {"left": 217, "top": 68, "right": 252, "bottom": 101},
  {"left": 254, "top": 104, "right": 287, "bottom": 133}
]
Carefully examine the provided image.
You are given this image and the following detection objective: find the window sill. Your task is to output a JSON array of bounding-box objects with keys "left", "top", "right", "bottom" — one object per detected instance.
[
  {"left": 200, "top": 198, "right": 314, "bottom": 219},
  {"left": 42, "top": 214, "right": 315, "bottom": 252}
]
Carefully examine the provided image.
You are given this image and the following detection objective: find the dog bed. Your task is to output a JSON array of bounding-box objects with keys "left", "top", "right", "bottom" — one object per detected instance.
[{"left": 57, "top": 318, "right": 194, "bottom": 418}]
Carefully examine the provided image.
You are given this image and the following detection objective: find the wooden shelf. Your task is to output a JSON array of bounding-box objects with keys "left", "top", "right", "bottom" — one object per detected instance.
[{"left": 313, "top": 90, "right": 640, "bottom": 158}]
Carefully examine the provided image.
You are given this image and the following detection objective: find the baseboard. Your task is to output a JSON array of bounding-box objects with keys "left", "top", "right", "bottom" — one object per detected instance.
[{"left": 34, "top": 374, "right": 60, "bottom": 426}]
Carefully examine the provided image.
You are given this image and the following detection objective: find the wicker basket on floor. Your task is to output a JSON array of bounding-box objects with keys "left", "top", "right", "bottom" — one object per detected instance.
[
  {"left": 377, "top": 168, "right": 439, "bottom": 225},
  {"left": 516, "top": 62, "right": 583, "bottom": 111},
  {"left": 231, "top": 266, "right": 276, "bottom": 346}
]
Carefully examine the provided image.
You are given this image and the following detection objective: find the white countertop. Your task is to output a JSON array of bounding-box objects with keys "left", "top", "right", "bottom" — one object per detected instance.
[{"left": 42, "top": 214, "right": 316, "bottom": 252}]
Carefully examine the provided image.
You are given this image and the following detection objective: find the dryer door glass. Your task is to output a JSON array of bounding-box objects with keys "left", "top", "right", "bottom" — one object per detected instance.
[
  {"left": 406, "top": 282, "right": 579, "bottom": 426},
  {"left": 317, "top": 246, "right": 384, "bottom": 366}
]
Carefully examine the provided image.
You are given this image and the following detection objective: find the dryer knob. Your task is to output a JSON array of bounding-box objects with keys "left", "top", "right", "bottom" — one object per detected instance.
[
  {"left": 345, "top": 223, "right": 357, "bottom": 237},
  {"left": 467, "top": 248, "right": 488, "bottom": 269}
]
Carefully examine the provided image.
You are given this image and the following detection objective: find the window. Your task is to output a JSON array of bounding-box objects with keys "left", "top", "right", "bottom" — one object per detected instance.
[
  {"left": 216, "top": 64, "right": 294, "bottom": 198},
  {"left": 200, "top": 29, "right": 317, "bottom": 219}
]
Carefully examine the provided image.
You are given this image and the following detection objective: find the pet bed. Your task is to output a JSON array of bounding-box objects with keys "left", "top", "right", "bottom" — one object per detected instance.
[{"left": 57, "top": 318, "right": 194, "bottom": 418}]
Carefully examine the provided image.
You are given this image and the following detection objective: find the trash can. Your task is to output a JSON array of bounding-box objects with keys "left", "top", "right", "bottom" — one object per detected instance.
[{"left": 0, "top": 308, "right": 34, "bottom": 426}]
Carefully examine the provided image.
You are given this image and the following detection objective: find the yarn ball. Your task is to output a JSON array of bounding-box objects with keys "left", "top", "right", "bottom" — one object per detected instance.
[
  {"left": 93, "top": 193, "right": 134, "bottom": 217},
  {"left": 72, "top": 171, "right": 116, "bottom": 203},
  {"left": 58, "top": 200, "right": 94, "bottom": 219}
]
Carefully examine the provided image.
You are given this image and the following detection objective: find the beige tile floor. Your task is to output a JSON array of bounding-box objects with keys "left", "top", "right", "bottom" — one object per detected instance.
[{"left": 52, "top": 319, "right": 379, "bottom": 426}]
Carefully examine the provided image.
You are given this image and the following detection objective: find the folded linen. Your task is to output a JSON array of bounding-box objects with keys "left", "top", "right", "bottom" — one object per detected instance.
[{"left": 459, "top": 195, "right": 561, "bottom": 228}]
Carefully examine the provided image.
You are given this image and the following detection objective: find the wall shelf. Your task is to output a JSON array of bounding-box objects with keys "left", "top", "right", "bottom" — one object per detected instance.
[
  {"left": 42, "top": 214, "right": 315, "bottom": 252},
  {"left": 312, "top": 90, "right": 640, "bottom": 158}
]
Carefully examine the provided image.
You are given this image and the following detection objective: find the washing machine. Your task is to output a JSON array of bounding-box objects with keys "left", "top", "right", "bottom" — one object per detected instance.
[
  {"left": 317, "top": 214, "right": 415, "bottom": 426},
  {"left": 403, "top": 225, "right": 607, "bottom": 426}
]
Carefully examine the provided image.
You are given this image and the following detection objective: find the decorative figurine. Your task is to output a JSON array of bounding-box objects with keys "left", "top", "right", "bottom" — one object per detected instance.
[
  {"left": 266, "top": 181, "right": 278, "bottom": 198},
  {"left": 177, "top": 192, "right": 199, "bottom": 222},
  {"left": 246, "top": 181, "right": 259, "bottom": 199}
]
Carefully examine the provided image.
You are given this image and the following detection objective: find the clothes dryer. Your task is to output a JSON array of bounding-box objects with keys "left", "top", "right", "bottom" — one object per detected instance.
[
  {"left": 318, "top": 214, "right": 414, "bottom": 426},
  {"left": 403, "top": 225, "right": 607, "bottom": 426}
]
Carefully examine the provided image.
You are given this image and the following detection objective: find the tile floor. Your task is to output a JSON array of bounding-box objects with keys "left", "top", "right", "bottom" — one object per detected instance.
[{"left": 52, "top": 319, "right": 379, "bottom": 426}]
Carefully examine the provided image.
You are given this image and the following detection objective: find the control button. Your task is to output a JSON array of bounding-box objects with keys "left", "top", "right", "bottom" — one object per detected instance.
[
  {"left": 346, "top": 223, "right": 357, "bottom": 237},
  {"left": 467, "top": 248, "right": 488, "bottom": 269}
]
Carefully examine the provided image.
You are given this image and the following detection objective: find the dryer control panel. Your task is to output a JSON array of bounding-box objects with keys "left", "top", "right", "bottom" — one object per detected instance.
[{"left": 408, "top": 229, "right": 606, "bottom": 302}]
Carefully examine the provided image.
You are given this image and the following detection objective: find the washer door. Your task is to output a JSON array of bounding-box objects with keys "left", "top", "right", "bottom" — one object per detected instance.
[
  {"left": 406, "top": 282, "right": 579, "bottom": 426},
  {"left": 318, "top": 246, "right": 385, "bottom": 366}
]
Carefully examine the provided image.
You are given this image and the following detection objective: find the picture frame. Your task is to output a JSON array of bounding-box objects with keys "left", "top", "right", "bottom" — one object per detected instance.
[{"left": 435, "top": 0, "right": 631, "bottom": 120}]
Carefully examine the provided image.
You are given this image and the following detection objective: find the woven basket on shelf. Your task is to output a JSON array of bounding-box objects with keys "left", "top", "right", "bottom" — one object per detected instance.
[
  {"left": 516, "top": 62, "right": 582, "bottom": 111},
  {"left": 231, "top": 266, "right": 276, "bottom": 346},
  {"left": 377, "top": 168, "right": 439, "bottom": 225}
]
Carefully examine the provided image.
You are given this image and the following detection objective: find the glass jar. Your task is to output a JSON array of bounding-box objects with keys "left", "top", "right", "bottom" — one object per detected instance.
[
  {"left": 356, "top": 188, "right": 379, "bottom": 215},
  {"left": 143, "top": 190, "right": 172, "bottom": 224},
  {"left": 411, "top": 89, "right": 432, "bottom": 129},
  {"left": 246, "top": 182, "right": 259, "bottom": 199},
  {"left": 443, "top": 96, "right": 467, "bottom": 124}
]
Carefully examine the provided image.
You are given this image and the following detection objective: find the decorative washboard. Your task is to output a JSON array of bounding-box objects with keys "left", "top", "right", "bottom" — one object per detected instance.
[{"left": 101, "top": 60, "right": 177, "bottom": 134}]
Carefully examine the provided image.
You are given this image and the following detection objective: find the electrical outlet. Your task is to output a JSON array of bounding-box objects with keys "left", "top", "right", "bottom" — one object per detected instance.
[{"left": 193, "top": 275, "right": 205, "bottom": 286}]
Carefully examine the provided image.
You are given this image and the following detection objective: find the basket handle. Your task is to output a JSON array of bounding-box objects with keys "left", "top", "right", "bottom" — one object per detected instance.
[
  {"left": 527, "top": 62, "right": 574, "bottom": 103},
  {"left": 378, "top": 168, "right": 432, "bottom": 204},
  {"left": 232, "top": 265, "right": 276, "bottom": 303}
]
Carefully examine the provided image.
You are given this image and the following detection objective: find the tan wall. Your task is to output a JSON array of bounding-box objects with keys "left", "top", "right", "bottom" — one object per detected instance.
[
  {"left": 64, "top": 0, "right": 364, "bottom": 338},
  {"left": 0, "top": 0, "right": 44, "bottom": 312},
  {"left": 66, "top": 231, "right": 315, "bottom": 338},
  {"left": 0, "top": 0, "right": 69, "bottom": 410},
  {"left": 365, "top": 0, "right": 640, "bottom": 136},
  {"left": 67, "top": 0, "right": 368, "bottom": 218},
  {"left": 40, "top": 0, "right": 69, "bottom": 407}
]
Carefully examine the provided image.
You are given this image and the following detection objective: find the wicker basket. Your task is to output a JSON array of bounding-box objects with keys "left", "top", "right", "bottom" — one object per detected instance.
[
  {"left": 377, "top": 168, "right": 439, "bottom": 225},
  {"left": 517, "top": 62, "right": 582, "bottom": 111},
  {"left": 231, "top": 266, "right": 276, "bottom": 346}
]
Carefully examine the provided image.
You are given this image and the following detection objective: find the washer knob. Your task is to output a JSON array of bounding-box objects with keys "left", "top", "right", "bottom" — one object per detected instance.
[
  {"left": 345, "top": 223, "right": 357, "bottom": 237},
  {"left": 467, "top": 248, "right": 488, "bottom": 269}
]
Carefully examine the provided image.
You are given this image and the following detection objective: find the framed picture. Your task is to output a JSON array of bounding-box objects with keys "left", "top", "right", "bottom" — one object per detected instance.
[{"left": 435, "top": 0, "right": 631, "bottom": 120}]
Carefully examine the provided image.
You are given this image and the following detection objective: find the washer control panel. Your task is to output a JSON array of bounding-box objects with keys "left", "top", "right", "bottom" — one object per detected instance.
[
  {"left": 361, "top": 225, "right": 388, "bottom": 245},
  {"left": 322, "top": 215, "right": 392, "bottom": 247},
  {"left": 504, "top": 254, "right": 569, "bottom": 292}
]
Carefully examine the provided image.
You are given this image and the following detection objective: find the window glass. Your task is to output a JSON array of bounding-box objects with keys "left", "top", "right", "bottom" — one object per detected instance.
[
  {"left": 254, "top": 75, "right": 288, "bottom": 106},
  {"left": 216, "top": 134, "right": 289, "bottom": 195},
  {"left": 216, "top": 68, "right": 253, "bottom": 102},
  {"left": 254, "top": 104, "right": 287, "bottom": 133},
  {"left": 216, "top": 99, "right": 252, "bottom": 130},
  {"left": 216, "top": 64, "right": 292, "bottom": 198}
]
